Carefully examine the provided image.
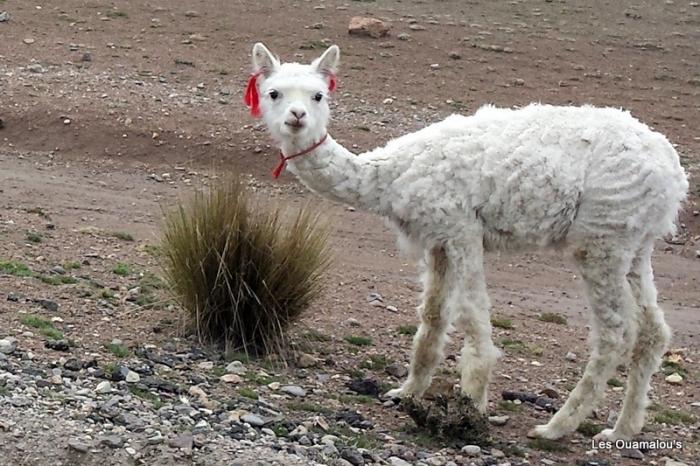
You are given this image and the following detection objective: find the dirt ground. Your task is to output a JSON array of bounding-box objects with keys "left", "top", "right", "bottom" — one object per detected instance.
[{"left": 1, "top": 0, "right": 699, "bottom": 465}]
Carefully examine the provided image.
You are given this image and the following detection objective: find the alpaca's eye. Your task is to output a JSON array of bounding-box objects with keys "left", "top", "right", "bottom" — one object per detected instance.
[
  {"left": 313, "top": 92, "right": 323, "bottom": 102},
  {"left": 269, "top": 90, "right": 279, "bottom": 100}
]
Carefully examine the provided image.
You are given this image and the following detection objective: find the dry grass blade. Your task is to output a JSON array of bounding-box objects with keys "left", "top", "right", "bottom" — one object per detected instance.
[{"left": 161, "top": 177, "right": 331, "bottom": 355}]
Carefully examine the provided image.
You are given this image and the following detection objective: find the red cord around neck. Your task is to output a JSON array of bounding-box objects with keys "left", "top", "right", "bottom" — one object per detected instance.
[{"left": 272, "top": 133, "right": 328, "bottom": 179}]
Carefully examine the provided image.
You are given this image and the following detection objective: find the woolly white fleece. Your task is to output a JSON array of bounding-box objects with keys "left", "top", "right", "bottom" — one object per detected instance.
[{"left": 250, "top": 42, "right": 689, "bottom": 441}]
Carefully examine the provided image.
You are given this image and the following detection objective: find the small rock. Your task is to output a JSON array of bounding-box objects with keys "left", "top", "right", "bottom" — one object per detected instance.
[
  {"left": 220, "top": 374, "right": 242, "bottom": 384},
  {"left": 101, "top": 435, "right": 124, "bottom": 449},
  {"left": 346, "top": 318, "right": 361, "bottom": 327},
  {"left": 389, "top": 457, "right": 412, "bottom": 466},
  {"left": 665, "top": 373, "right": 683, "bottom": 385},
  {"left": 241, "top": 413, "right": 265, "bottom": 427},
  {"left": 23, "top": 38, "right": 35, "bottom": 45},
  {"left": 45, "top": 340, "right": 70, "bottom": 351},
  {"left": 340, "top": 447, "right": 365, "bottom": 466},
  {"left": 347, "top": 378, "right": 380, "bottom": 397},
  {"left": 63, "top": 358, "right": 83, "bottom": 371},
  {"left": 125, "top": 370, "right": 140, "bottom": 383},
  {"left": 409, "top": 24, "right": 426, "bottom": 31},
  {"left": 397, "top": 32, "right": 411, "bottom": 41},
  {"left": 281, "top": 385, "right": 306, "bottom": 397},
  {"left": 491, "top": 448, "right": 505, "bottom": 458},
  {"left": 37, "top": 299, "right": 58, "bottom": 312},
  {"left": 0, "top": 338, "right": 17, "bottom": 354},
  {"left": 488, "top": 415, "right": 509, "bottom": 426},
  {"left": 297, "top": 353, "right": 317, "bottom": 368},
  {"left": 385, "top": 363, "right": 408, "bottom": 378},
  {"left": 0, "top": 11, "right": 9, "bottom": 22},
  {"left": 7, "top": 292, "right": 21, "bottom": 302},
  {"left": 565, "top": 352, "right": 578, "bottom": 362},
  {"left": 665, "top": 460, "right": 689, "bottom": 466},
  {"left": 226, "top": 360, "right": 246, "bottom": 375},
  {"left": 430, "top": 63, "right": 440, "bottom": 70},
  {"left": 125, "top": 447, "right": 136, "bottom": 455},
  {"left": 197, "top": 361, "right": 214, "bottom": 370},
  {"left": 620, "top": 448, "right": 644, "bottom": 460},
  {"left": 27, "top": 63, "right": 45, "bottom": 73},
  {"left": 348, "top": 17, "right": 390, "bottom": 38},
  {"left": 147, "top": 431, "right": 164, "bottom": 445},
  {"left": 169, "top": 432, "right": 194, "bottom": 450},
  {"left": 80, "top": 52, "right": 92, "bottom": 62},
  {"left": 95, "top": 381, "right": 112, "bottom": 394},
  {"left": 184, "top": 10, "right": 199, "bottom": 17},
  {"left": 385, "top": 305, "right": 398, "bottom": 312},
  {"left": 448, "top": 51, "right": 462, "bottom": 59},
  {"left": 290, "top": 425, "right": 308, "bottom": 437},
  {"left": 461, "top": 445, "right": 481, "bottom": 456},
  {"left": 68, "top": 439, "right": 90, "bottom": 453}
]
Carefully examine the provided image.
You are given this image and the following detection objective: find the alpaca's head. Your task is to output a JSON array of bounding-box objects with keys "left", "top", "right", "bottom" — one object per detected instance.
[{"left": 249, "top": 42, "right": 340, "bottom": 144}]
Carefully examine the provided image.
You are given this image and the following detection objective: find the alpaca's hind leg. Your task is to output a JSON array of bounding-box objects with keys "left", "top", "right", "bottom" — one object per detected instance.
[
  {"left": 529, "top": 245, "right": 638, "bottom": 439},
  {"left": 387, "top": 245, "right": 451, "bottom": 398},
  {"left": 452, "top": 241, "right": 499, "bottom": 412},
  {"left": 596, "top": 242, "right": 670, "bottom": 441}
]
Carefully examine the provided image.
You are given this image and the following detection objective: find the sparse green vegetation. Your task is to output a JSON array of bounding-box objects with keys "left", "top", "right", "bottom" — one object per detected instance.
[
  {"left": 491, "top": 315, "right": 514, "bottom": 329},
  {"left": 498, "top": 400, "right": 522, "bottom": 412},
  {"left": 38, "top": 274, "right": 78, "bottom": 285},
  {"left": 0, "top": 260, "right": 33, "bottom": 277},
  {"left": 101, "top": 289, "right": 117, "bottom": 300},
  {"left": 344, "top": 335, "right": 373, "bottom": 346},
  {"left": 105, "top": 10, "right": 128, "bottom": 18},
  {"left": 26, "top": 207, "right": 50, "bottom": 219},
  {"left": 607, "top": 378, "right": 624, "bottom": 388},
  {"left": 286, "top": 401, "right": 332, "bottom": 414},
  {"left": 243, "top": 371, "right": 275, "bottom": 385},
  {"left": 112, "top": 231, "right": 135, "bottom": 241},
  {"left": 129, "top": 386, "right": 163, "bottom": 408},
  {"left": 112, "top": 262, "right": 131, "bottom": 276},
  {"left": 398, "top": 324, "right": 418, "bottom": 336},
  {"left": 64, "top": 261, "right": 82, "bottom": 270},
  {"left": 661, "top": 360, "right": 688, "bottom": 378},
  {"left": 106, "top": 342, "right": 130, "bottom": 358},
  {"left": 238, "top": 387, "right": 259, "bottom": 400},
  {"left": 161, "top": 178, "right": 331, "bottom": 355},
  {"left": 653, "top": 408, "right": 696, "bottom": 425},
  {"left": 359, "top": 354, "right": 389, "bottom": 370},
  {"left": 538, "top": 312, "right": 568, "bottom": 325},
  {"left": 499, "top": 337, "right": 528, "bottom": 353},
  {"left": 299, "top": 40, "right": 328, "bottom": 50},
  {"left": 303, "top": 329, "right": 331, "bottom": 342},
  {"left": 528, "top": 438, "right": 570, "bottom": 452},
  {"left": 577, "top": 421, "right": 604, "bottom": 437},
  {"left": 26, "top": 232, "right": 43, "bottom": 243},
  {"left": 141, "top": 244, "right": 162, "bottom": 257},
  {"left": 20, "top": 315, "right": 63, "bottom": 340}
]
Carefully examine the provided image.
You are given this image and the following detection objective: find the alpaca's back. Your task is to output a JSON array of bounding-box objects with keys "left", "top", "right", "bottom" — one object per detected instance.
[{"left": 377, "top": 104, "right": 688, "bottom": 250}]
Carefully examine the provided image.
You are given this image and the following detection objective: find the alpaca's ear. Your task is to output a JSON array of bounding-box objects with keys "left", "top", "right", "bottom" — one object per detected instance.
[
  {"left": 313, "top": 45, "right": 340, "bottom": 77},
  {"left": 252, "top": 42, "right": 279, "bottom": 77}
]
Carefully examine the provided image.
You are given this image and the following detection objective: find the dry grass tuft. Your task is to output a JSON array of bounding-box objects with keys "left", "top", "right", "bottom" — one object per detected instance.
[{"left": 161, "top": 178, "right": 331, "bottom": 355}]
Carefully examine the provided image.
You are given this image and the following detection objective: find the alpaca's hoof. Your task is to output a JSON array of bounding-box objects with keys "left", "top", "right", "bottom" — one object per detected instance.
[
  {"left": 385, "top": 387, "right": 408, "bottom": 399},
  {"left": 527, "top": 424, "right": 564, "bottom": 440},
  {"left": 593, "top": 428, "right": 629, "bottom": 443}
]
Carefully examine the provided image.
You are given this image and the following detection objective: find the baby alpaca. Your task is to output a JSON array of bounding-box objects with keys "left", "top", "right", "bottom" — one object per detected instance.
[{"left": 245, "top": 42, "right": 688, "bottom": 441}]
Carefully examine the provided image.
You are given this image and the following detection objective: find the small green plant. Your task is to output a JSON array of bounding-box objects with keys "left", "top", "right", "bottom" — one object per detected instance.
[
  {"left": 141, "top": 244, "right": 162, "bottom": 257},
  {"left": 26, "top": 207, "right": 50, "bottom": 218},
  {"left": 26, "top": 232, "right": 42, "bottom": 243},
  {"left": 112, "top": 231, "right": 135, "bottom": 241},
  {"left": 499, "top": 337, "right": 528, "bottom": 353},
  {"left": 661, "top": 360, "right": 688, "bottom": 377},
  {"left": 653, "top": 408, "right": 696, "bottom": 425},
  {"left": 38, "top": 275, "right": 78, "bottom": 285},
  {"left": 287, "top": 401, "right": 332, "bottom": 414},
  {"left": 243, "top": 371, "right": 275, "bottom": 385},
  {"left": 359, "top": 354, "right": 389, "bottom": 370},
  {"left": 0, "top": 260, "right": 34, "bottom": 277},
  {"left": 577, "top": 421, "right": 604, "bottom": 437},
  {"left": 538, "top": 312, "right": 568, "bottom": 325},
  {"left": 64, "top": 261, "right": 82, "bottom": 270},
  {"left": 20, "top": 315, "right": 63, "bottom": 340},
  {"left": 129, "top": 386, "right": 162, "bottom": 408},
  {"left": 344, "top": 335, "right": 373, "bottom": 346},
  {"left": 498, "top": 400, "right": 522, "bottom": 412},
  {"left": 101, "top": 289, "right": 117, "bottom": 300},
  {"left": 106, "top": 342, "right": 130, "bottom": 358},
  {"left": 303, "top": 329, "right": 331, "bottom": 342},
  {"left": 105, "top": 10, "right": 128, "bottom": 18},
  {"left": 398, "top": 324, "right": 418, "bottom": 336},
  {"left": 161, "top": 178, "right": 331, "bottom": 355},
  {"left": 528, "top": 438, "right": 569, "bottom": 452},
  {"left": 607, "top": 378, "right": 624, "bottom": 388},
  {"left": 112, "top": 262, "right": 131, "bottom": 276},
  {"left": 238, "top": 387, "right": 259, "bottom": 400},
  {"left": 491, "top": 315, "right": 514, "bottom": 329}
]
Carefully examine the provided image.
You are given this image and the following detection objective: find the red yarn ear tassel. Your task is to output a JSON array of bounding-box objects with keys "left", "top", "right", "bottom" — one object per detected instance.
[
  {"left": 244, "top": 71, "right": 262, "bottom": 117},
  {"left": 328, "top": 74, "right": 337, "bottom": 92}
]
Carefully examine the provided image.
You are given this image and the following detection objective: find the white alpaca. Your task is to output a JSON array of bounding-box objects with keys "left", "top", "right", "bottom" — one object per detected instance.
[{"left": 246, "top": 43, "right": 688, "bottom": 441}]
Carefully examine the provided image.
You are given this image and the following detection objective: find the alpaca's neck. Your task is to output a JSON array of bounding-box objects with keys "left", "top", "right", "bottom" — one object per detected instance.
[{"left": 282, "top": 135, "right": 386, "bottom": 212}]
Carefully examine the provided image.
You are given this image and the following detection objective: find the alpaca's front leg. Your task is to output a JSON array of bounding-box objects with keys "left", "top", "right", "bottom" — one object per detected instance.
[{"left": 387, "top": 245, "right": 450, "bottom": 399}]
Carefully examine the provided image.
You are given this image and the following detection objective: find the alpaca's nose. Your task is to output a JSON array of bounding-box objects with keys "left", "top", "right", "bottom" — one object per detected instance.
[{"left": 291, "top": 109, "right": 306, "bottom": 120}]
